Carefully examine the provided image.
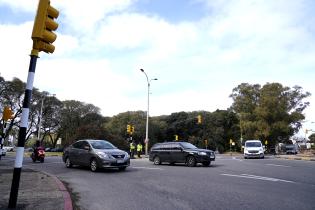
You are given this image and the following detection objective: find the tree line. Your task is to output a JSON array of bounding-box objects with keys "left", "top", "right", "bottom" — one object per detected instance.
[{"left": 0, "top": 76, "right": 311, "bottom": 152}]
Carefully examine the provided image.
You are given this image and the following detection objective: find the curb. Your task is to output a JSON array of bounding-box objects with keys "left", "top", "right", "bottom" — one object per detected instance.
[
  {"left": 40, "top": 171, "right": 73, "bottom": 210},
  {"left": 275, "top": 156, "right": 315, "bottom": 161}
]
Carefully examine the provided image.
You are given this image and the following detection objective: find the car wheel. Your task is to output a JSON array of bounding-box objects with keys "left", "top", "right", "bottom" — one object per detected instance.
[
  {"left": 186, "top": 156, "right": 196, "bottom": 167},
  {"left": 118, "top": 167, "right": 127, "bottom": 171},
  {"left": 153, "top": 156, "right": 161, "bottom": 165},
  {"left": 65, "top": 157, "right": 72, "bottom": 168},
  {"left": 90, "top": 159, "right": 98, "bottom": 172},
  {"left": 202, "top": 161, "right": 210, "bottom": 167}
]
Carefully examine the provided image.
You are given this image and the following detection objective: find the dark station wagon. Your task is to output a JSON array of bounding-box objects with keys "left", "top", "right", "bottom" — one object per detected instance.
[{"left": 149, "top": 141, "right": 215, "bottom": 167}]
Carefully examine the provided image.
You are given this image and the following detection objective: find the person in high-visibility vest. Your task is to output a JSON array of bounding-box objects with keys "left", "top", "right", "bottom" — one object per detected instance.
[
  {"left": 137, "top": 142, "right": 143, "bottom": 158},
  {"left": 130, "top": 141, "right": 136, "bottom": 159}
]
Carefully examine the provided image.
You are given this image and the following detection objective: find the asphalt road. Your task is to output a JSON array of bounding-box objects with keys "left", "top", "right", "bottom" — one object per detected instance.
[{"left": 4, "top": 155, "right": 315, "bottom": 210}]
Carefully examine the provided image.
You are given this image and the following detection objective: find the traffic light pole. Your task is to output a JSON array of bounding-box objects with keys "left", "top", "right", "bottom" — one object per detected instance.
[
  {"left": 8, "top": 54, "right": 38, "bottom": 208},
  {"left": 0, "top": 121, "right": 7, "bottom": 160}
]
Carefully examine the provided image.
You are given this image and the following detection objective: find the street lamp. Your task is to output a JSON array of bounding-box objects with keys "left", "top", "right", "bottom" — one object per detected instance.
[
  {"left": 37, "top": 93, "right": 55, "bottom": 143},
  {"left": 140, "top": 69, "right": 157, "bottom": 157}
]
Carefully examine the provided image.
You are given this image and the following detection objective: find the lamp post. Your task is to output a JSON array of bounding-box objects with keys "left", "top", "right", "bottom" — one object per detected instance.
[
  {"left": 140, "top": 69, "right": 157, "bottom": 157},
  {"left": 37, "top": 93, "right": 55, "bottom": 143},
  {"left": 37, "top": 98, "right": 44, "bottom": 142}
]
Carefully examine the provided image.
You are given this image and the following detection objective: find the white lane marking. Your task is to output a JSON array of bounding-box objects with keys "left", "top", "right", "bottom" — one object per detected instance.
[
  {"left": 265, "top": 163, "right": 291, "bottom": 168},
  {"left": 132, "top": 166, "right": 164, "bottom": 170},
  {"left": 221, "top": 173, "right": 295, "bottom": 183}
]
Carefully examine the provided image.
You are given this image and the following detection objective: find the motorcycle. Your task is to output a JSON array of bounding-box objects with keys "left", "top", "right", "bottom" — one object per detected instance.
[{"left": 31, "top": 147, "right": 45, "bottom": 163}]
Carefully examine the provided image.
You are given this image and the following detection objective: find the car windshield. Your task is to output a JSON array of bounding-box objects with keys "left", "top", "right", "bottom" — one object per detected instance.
[
  {"left": 245, "top": 142, "right": 261, "bottom": 147},
  {"left": 180, "top": 142, "right": 197, "bottom": 149},
  {"left": 90, "top": 141, "right": 116, "bottom": 149}
]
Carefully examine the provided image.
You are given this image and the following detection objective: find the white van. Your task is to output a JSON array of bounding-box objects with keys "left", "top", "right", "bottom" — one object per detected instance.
[{"left": 244, "top": 140, "right": 264, "bottom": 159}]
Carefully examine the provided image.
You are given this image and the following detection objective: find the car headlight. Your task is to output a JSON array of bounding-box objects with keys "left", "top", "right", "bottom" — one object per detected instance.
[
  {"left": 97, "top": 152, "right": 110, "bottom": 159},
  {"left": 198, "top": 151, "right": 207, "bottom": 156},
  {"left": 124, "top": 152, "right": 129, "bottom": 158}
]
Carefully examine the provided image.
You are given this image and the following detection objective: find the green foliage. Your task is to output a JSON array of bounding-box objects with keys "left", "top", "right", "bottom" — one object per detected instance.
[
  {"left": 231, "top": 83, "right": 310, "bottom": 146},
  {"left": 1, "top": 76, "right": 311, "bottom": 153}
]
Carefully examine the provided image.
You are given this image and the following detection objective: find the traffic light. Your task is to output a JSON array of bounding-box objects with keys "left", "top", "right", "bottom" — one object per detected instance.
[
  {"left": 175, "top": 135, "right": 178, "bottom": 141},
  {"left": 131, "top": 126, "right": 135, "bottom": 134},
  {"left": 3, "top": 106, "right": 13, "bottom": 121},
  {"left": 127, "top": 125, "right": 131, "bottom": 133},
  {"left": 31, "top": 0, "right": 59, "bottom": 54},
  {"left": 197, "top": 115, "right": 202, "bottom": 124}
]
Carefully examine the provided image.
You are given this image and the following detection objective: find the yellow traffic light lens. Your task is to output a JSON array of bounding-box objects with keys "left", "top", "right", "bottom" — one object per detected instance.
[
  {"left": 47, "top": 5, "right": 59, "bottom": 19},
  {"left": 45, "top": 18, "right": 58, "bottom": 31},
  {"left": 43, "top": 30, "right": 57, "bottom": 43}
]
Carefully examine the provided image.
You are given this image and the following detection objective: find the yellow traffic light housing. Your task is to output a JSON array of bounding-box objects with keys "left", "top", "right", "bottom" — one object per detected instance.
[
  {"left": 197, "top": 115, "right": 202, "bottom": 124},
  {"left": 131, "top": 126, "right": 135, "bottom": 134},
  {"left": 31, "top": 0, "right": 59, "bottom": 55},
  {"left": 127, "top": 125, "right": 131, "bottom": 134},
  {"left": 3, "top": 106, "right": 13, "bottom": 121}
]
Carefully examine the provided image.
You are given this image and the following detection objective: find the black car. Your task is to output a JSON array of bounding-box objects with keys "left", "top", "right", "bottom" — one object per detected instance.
[
  {"left": 62, "top": 139, "right": 130, "bottom": 172},
  {"left": 149, "top": 141, "right": 215, "bottom": 167}
]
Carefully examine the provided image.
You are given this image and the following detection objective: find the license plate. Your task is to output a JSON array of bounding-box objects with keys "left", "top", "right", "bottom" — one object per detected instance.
[{"left": 117, "top": 159, "right": 124, "bottom": 163}]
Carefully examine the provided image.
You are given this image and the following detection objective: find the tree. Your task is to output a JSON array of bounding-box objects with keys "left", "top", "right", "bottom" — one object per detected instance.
[
  {"left": 40, "top": 95, "right": 63, "bottom": 147},
  {"left": 230, "top": 83, "right": 310, "bottom": 147},
  {"left": 0, "top": 78, "right": 25, "bottom": 143},
  {"left": 58, "top": 100, "right": 102, "bottom": 146}
]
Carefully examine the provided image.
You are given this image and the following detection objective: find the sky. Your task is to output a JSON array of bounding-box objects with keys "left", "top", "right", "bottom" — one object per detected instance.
[{"left": 0, "top": 0, "right": 314, "bottom": 137}]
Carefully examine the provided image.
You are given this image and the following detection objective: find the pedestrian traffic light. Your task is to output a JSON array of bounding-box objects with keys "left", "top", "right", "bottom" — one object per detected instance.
[
  {"left": 197, "top": 115, "right": 202, "bottom": 124},
  {"left": 127, "top": 125, "right": 131, "bottom": 133},
  {"left": 31, "top": 0, "right": 59, "bottom": 54},
  {"left": 3, "top": 106, "right": 13, "bottom": 121}
]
